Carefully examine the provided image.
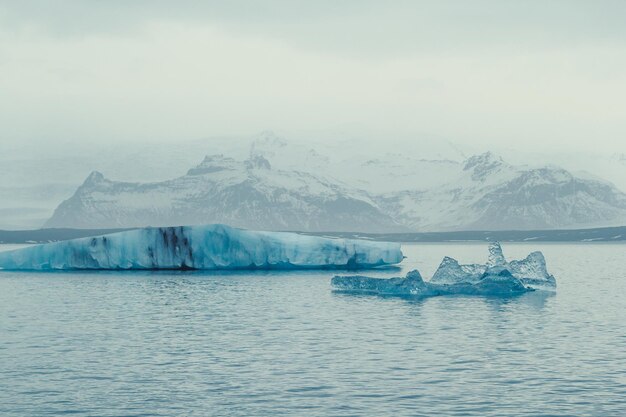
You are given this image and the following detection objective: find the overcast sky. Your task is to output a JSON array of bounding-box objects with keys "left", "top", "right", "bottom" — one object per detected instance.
[{"left": 1, "top": 0, "right": 626, "bottom": 152}]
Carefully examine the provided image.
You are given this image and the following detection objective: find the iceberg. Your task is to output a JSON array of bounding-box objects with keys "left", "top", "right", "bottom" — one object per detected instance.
[
  {"left": 0, "top": 224, "right": 403, "bottom": 271},
  {"left": 430, "top": 256, "right": 486, "bottom": 285},
  {"left": 331, "top": 242, "right": 556, "bottom": 298},
  {"left": 431, "top": 242, "right": 556, "bottom": 291},
  {"left": 332, "top": 267, "right": 531, "bottom": 298}
]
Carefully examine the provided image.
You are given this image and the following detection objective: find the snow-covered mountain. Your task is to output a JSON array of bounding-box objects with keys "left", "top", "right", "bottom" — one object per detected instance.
[
  {"left": 6, "top": 130, "right": 622, "bottom": 232},
  {"left": 45, "top": 146, "right": 626, "bottom": 232},
  {"left": 44, "top": 155, "right": 405, "bottom": 233},
  {"left": 378, "top": 152, "right": 626, "bottom": 231}
]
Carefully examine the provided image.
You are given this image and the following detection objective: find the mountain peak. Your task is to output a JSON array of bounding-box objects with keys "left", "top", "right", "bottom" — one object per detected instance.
[
  {"left": 463, "top": 152, "right": 503, "bottom": 170},
  {"left": 186, "top": 155, "right": 238, "bottom": 175},
  {"left": 250, "top": 131, "right": 287, "bottom": 161},
  {"left": 83, "top": 171, "right": 105, "bottom": 185},
  {"left": 463, "top": 152, "right": 505, "bottom": 181}
]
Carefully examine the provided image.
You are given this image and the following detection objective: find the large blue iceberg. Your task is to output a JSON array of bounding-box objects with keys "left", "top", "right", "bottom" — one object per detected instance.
[
  {"left": 0, "top": 224, "right": 403, "bottom": 271},
  {"left": 332, "top": 242, "right": 556, "bottom": 298}
]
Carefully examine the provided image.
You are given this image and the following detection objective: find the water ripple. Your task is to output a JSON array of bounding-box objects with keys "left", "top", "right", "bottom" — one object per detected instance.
[{"left": 0, "top": 243, "right": 625, "bottom": 416}]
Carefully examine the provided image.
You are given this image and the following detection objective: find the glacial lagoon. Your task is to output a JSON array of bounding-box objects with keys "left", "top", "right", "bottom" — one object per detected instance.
[{"left": 1, "top": 243, "right": 625, "bottom": 416}]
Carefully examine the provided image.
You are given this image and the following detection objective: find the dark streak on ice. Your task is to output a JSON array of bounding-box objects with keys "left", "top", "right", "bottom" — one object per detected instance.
[{"left": 0, "top": 224, "right": 403, "bottom": 271}]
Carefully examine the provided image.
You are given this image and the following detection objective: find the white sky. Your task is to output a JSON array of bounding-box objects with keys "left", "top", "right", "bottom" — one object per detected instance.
[{"left": 1, "top": 0, "right": 626, "bottom": 153}]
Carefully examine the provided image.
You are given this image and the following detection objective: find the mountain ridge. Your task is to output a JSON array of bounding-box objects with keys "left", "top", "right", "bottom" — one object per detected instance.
[
  {"left": 44, "top": 153, "right": 406, "bottom": 233},
  {"left": 44, "top": 142, "right": 626, "bottom": 232}
]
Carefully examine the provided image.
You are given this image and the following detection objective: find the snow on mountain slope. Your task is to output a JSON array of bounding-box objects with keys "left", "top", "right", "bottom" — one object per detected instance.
[
  {"left": 44, "top": 155, "right": 406, "bottom": 233},
  {"left": 377, "top": 152, "right": 626, "bottom": 231},
  {"left": 247, "top": 131, "right": 464, "bottom": 193},
  {"left": 484, "top": 148, "right": 626, "bottom": 194}
]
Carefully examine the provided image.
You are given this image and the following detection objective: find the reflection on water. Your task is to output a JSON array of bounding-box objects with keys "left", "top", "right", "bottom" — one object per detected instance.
[
  {"left": 0, "top": 243, "right": 625, "bottom": 416},
  {"left": 334, "top": 288, "right": 555, "bottom": 311}
]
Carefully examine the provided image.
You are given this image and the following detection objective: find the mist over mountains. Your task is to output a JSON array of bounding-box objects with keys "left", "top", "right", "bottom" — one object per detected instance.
[{"left": 39, "top": 132, "right": 626, "bottom": 232}]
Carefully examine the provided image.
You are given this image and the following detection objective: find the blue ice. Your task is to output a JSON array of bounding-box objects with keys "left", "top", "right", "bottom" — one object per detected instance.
[
  {"left": 332, "top": 242, "right": 556, "bottom": 298},
  {"left": 0, "top": 224, "right": 403, "bottom": 271}
]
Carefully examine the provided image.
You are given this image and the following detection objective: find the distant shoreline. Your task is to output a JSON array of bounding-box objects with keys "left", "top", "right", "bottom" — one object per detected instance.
[
  {"left": 1, "top": 226, "right": 626, "bottom": 244},
  {"left": 299, "top": 227, "right": 626, "bottom": 243}
]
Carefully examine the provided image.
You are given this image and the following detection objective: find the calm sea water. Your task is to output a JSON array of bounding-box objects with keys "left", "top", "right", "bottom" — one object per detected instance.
[{"left": 1, "top": 243, "right": 625, "bottom": 416}]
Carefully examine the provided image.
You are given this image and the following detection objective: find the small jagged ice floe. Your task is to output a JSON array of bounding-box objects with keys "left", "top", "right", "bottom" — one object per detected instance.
[
  {"left": 0, "top": 224, "right": 403, "bottom": 271},
  {"left": 332, "top": 242, "right": 556, "bottom": 298},
  {"left": 430, "top": 242, "right": 556, "bottom": 291}
]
